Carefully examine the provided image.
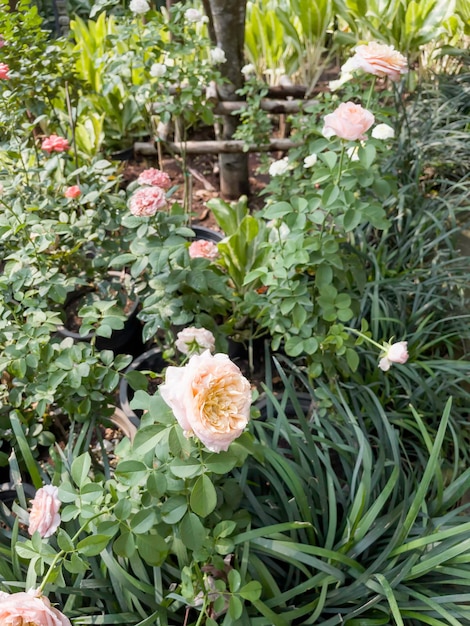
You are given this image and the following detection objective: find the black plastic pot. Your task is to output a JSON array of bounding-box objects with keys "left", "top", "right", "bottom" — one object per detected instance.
[
  {"left": 57, "top": 271, "right": 144, "bottom": 357},
  {"left": 119, "top": 347, "right": 168, "bottom": 426},
  {"left": 0, "top": 482, "right": 36, "bottom": 507},
  {"left": 190, "top": 225, "right": 224, "bottom": 243}
]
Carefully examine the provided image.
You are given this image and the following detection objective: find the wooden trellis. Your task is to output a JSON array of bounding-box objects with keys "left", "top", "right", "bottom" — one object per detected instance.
[{"left": 134, "top": 83, "right": 315, "bottom": 157}]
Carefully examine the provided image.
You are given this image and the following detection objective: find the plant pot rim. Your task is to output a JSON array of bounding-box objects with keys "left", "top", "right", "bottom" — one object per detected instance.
[
  {"left": 119, "top": 346, "right": 167, "bottom": 426},
  {"left": 57, "top": 270, "right": 140, "bottom": 342}
]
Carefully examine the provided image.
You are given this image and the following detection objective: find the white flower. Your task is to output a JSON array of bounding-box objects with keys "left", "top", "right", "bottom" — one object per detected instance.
[
  {"left": 0, "top": 183, "right": 3, "bottom": 195},
  {"left": 372, "top": 123, "right": 395, "bottom": 140},
  {"left": 129, "top": 0, "right": 150, "bottom": 13},
  {"left": 347, "top": 146, "right": 360, "bottom": 161},
  {"left": 268, "top": 157, "right": 289, "bottom": 177},
  {"left": 175, "top": 327, "right": 216, "bottom": 355},
  {"left": 340, "top": 57, "right": 359, "bottom": 75},
  {"left": 328, "top": 72, "right": 353, "bottom": 91},
  {"left": 184, "top": 8, "right": 204, "bottom": 22},
  {"left": 210, "top": 47, "right": 227, "bottom": 64},
  {"left": 303, "top": 153, "right": 318, "bottom": 168},
  {"left": 150, "top": 62, "right": 167, "bottom": 78},
  {"left": 241, "top": 63, "right": 255, "bottom": 77},
  {"left": 267, "top": 219, "right": 290, "bottom": 242}
]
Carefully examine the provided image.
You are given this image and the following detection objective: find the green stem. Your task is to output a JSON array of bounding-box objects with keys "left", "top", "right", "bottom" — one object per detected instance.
[
  {"left": 36, "top": 507, "right": 113, "bottom": 595},
  {"left": 335, "top": 142, "right": 345, "bottom": 186},
  {"left": 365, "top": 76, "right": 377, "bottom": 110},
  {"left": 347, "top": 327, "right": 385, "bottom": 352}
]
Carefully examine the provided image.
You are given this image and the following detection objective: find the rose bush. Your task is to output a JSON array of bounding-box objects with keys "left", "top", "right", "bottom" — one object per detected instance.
[{"left": 160, "top": 350, "right": 252, "bottom": 452}]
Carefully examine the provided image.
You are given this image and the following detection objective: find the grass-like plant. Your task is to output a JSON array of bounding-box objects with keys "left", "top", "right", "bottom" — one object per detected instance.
[{"left": 233, "top": 358, "right": 470, "bottom": 625}]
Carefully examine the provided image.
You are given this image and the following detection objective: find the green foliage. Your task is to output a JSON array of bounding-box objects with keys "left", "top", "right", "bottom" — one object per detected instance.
[{"left": 333, "top": 0, "right": 462, "bottom": 63}]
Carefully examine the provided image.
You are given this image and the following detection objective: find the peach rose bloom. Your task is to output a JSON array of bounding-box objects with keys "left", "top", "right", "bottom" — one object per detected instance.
[
  {"left": 175, "top": 327, "right": 216, "bottom": 355},
  {"left": 28, "top": 485, "right": 61, "bottom": 538},
  {"left": 0, "top": 590, "right": 71, "bottom": 626},
  {"left": 41, "top": 135, "right": 70, "bottom": 153},
  {"left": 188, "top": 239, "right": 219, "bottom": 260},
  {"left": 378, "top": 341, "right": 409, "bottom": 371},
  {"left": 160, "top": 350, "right": 252, "bottom": 453},
  {"left": 129, "top": 186, "right": 167, "bottom": 216},
  {"left": 137, "top": 168, "right": 171, "bottom": 189},
  {"left": 64, "top": 185, "right": 81, "bottom": 198},
  {"left": 322, "top": 102, "right": 375, "bottom": 141},
  {"left": 343, "top": 42, "right": 408, "bottom": 81}
]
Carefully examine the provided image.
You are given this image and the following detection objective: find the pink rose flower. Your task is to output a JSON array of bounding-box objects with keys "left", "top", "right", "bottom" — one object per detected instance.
[
  {"left": 0, "top": 62, "right": 10, "bottom": 79},
  {"left": 137, "top": 168, "right": 171, "bottom": 189},
  {"left": 160, "top": 351, "right": 252, "bottom": 453},
  {"left": 175, "top": 327, "right": 216, "bottom": 355},
  {"left": 342, "top": 42, "right": 408, "bottom": 82},
  {"left": 41, "top": 135, "right": 70, "bottom": 153},
  {"left": 64, "top": 185, "right": 81, "bottom": 199},
  {"left": 322, "top": 102, "right": 375, "bottom": 141},
  {"left": 129, "top": 186, "right": 167, "bottom": 216},
  {"left": 378, "top": 341, "right": 409, "bottom": 371},
  {"left": 188, "top": 239, "right": 219, "bottom": 260},
  {"left": 28, "top": 484, "right": 61, "bottom": 538},
  {"left": 0, "top": 590, "right": 71, "bottom": 626}
]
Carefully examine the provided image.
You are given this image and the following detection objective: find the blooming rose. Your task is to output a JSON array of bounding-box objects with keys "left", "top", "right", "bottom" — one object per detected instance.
[
  {"left": 129, "top": 186, "right": 167, "bottom": 216},
  {"left": 210, "top": 47, "right": 226, "bottom": 64},
  {"left": 372, "top": 123, "right": 395, "bottom": 140},
  {"left": 129, "top": 0, "right": 150, "bottom": 13},
  {"left": 64, "top": 185, "right": 81, "bottom": 199},
  {"left": 328, "top": 72, "right": 353, "bottom": 91},
  {"left": 378, "top": 341, "right": 409, "bottom": 371},
  {"left": 0, "top": 590, "right": 71, "bottom": 626},
  {"left": 268, "top": 156, "right": 289, "bottom": 177},
  {"left": 241, "top": 63, "right": 255, "bottom": 77},
  {"left": 322, "top": 102, "right": 374, "bottom": 141},
  {"left": 41, "top": 135, "right": 70, "bottom": 153},
  {"left": 303, "top": 153, "right": 318, "bottom": 168},
  {"left": 185, "top": 8, "right": 205, "bottom": 22},
  {"left": 188, "top": 239, "right": 219, "bottom": 260},
  {"left": 175, "top": 327, "right": 216, "bottom": 355},
  {"left": 150, "top": 62, "right": 167, "bottom": 78},
  {"left": 28, "top": 484, "right": 61, "bottom": 538},
  {"left": 347, "top": 145, "right": 360, "bottom": 161},
  {"left": 160, "top": 351, "right": 251, "bottom": 452},
  {"left": 137, "top": 167, "right": 171, "bottom": 189},
  {"left": 0, "top": 62, "right": 10, "bottom": 79},
  {"left": 342, "top": 42, "right": 408, "bottom": 82}
]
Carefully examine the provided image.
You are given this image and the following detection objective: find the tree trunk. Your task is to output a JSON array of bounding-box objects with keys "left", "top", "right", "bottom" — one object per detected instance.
[{"left": 202, "top": 0, "right": 250, "bottom": 199}]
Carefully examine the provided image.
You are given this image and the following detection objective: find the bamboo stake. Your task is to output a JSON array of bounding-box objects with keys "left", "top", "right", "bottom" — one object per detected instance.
[{"left": 134, "top": 138, "right": 303, "bottom": 156}]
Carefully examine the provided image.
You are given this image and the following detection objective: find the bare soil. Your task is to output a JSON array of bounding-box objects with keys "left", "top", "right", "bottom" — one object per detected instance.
[{"left": 120, "top": 142, "right": 271, "bottom": 228}]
